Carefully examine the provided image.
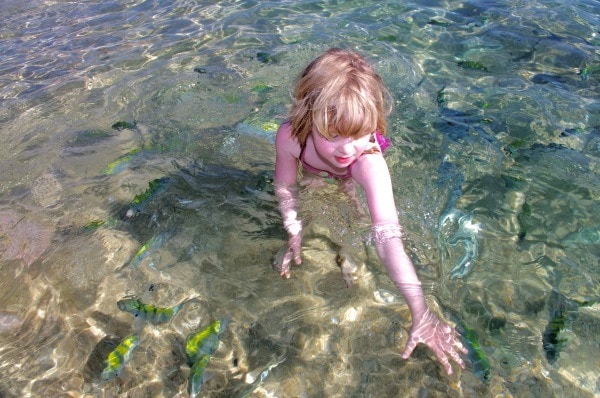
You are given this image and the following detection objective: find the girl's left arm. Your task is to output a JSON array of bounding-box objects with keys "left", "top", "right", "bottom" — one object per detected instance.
[{"left": 352, "top": 154, "right": 466, "bottom": 375}]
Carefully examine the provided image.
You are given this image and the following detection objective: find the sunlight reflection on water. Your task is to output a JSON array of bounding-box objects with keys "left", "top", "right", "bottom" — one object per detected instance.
[{"left": 0, "top": 0, "right": 599, "bottom": 396}]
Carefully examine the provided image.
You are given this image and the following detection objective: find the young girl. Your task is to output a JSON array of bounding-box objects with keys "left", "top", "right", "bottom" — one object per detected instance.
[{"left": 273, "top": 48, "right": 466, "bottom": 376}]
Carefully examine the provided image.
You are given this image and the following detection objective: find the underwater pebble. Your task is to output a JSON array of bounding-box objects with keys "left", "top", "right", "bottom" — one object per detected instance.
[
  {"left": 374, "top": 289, "right": 398, "bottom": 304},
  {"left": 31, "top": 173, "right": 63, "bottom": 208},
  {"left": 343, "top": 307, "right": 359, "bottom": 322},
  {"left": 0, "top": 313, "right": 23, "bottom": 333}
]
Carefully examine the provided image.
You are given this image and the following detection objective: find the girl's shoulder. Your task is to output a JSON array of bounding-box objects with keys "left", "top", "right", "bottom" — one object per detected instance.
[
  {"left": 351, "top": 150, "right": 391, "bottom": 187},
  {"left": 275, "top": 121, "right": 301, "bottom": 158}
]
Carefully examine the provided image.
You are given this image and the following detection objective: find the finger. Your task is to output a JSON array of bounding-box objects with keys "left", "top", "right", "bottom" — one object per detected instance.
[
  {"left": 435, "top": 352, "right": 453, "bottom": 375},
  {"left": 293, "top": 251, "right": 302, "bottom": 265},
  {"left": 290, "top": 237, "right": 302, "bottom": 265},
  {"left": 448, "top": 331, "right": 467, "bottom": 355},
  {"left": 401, "top": 337, "right": 418, "bottom": 359},
  {"left": 456, "top": 340, "right": 468, "bottom": 355},
  {"left": 279, "top": 252, "right": 292, "bottom": 278},
  {"left": 448, "top": 348, "right": 466, "bottom": 369},
  {"left": 430, "top": 347, "right": 452, "bottom": 375},
  {"left": 286, "top": 244, "right": 300, "bottom": 266},
  {"left": 441, "top": 322, "right": 453, "bottom": 334},
  {"left": 280, "top": 260, "right": 291, "bottom": 278},
  {"left": 445, "top": 364, "right": 453, "bottom": 375}
]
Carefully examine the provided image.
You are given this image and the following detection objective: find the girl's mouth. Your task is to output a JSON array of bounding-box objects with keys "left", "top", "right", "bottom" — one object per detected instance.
[{"left": 335, "top": 156, "right": 353, "bottom": 164}]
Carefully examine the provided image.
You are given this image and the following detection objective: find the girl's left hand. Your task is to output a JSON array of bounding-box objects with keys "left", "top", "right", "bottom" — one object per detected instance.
[{"left": 401, "top": 308, "right": 467, "bottom": 375}]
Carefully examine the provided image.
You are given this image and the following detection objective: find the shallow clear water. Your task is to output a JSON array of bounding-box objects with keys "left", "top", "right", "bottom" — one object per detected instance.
[{"left": 0, "top": 0, "right": 599, "bottom": 396}]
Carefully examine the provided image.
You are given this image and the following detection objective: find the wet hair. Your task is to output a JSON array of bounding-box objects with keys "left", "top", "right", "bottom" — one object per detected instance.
[{"left": 289, "top": 48, "right": 391, "bottom": 147}]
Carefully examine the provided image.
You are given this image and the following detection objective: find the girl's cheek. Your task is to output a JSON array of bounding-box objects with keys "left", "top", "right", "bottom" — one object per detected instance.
[
  {"left": 355, "top": 138, "right": 371, "bottom": 151},
  {"left": 318, "top": 139, "right": 338, "bottom": 153}
]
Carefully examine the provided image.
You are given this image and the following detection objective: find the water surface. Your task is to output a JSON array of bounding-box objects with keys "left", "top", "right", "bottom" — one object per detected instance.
[{"left": 0, "top": 0, "right": 599, "bottom": 396}]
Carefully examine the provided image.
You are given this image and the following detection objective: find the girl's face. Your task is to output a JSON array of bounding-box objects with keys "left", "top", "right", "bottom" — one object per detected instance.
[{"left": 311, "top": 128, "right": 372, "bottom": 168}]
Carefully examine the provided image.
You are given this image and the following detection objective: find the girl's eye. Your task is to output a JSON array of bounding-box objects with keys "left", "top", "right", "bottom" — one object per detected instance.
[
  {"left": 324, "top": 132, "right": 370, "bottom": 142},
  {"left": 323, "top": 133, "right": 340, "bottom": 141}
]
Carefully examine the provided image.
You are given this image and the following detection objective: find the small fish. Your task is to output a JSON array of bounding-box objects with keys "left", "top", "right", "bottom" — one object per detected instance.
[
  {"left": 102, "top": 148, "right": 141, "bottom": 175},
  {"left": 541, "top": 290, "right": 584, "bottom": 364},
  {"left": 187, "top": 354, "right": 211, "bottom": 398},
  {"left": 117, "top": 297, "right": 188, "bottom": 323},
  {"left": 457, "top": 60, "right": 489, "bottom": 72},
  {"left": 256, "top": 51, "right": 282, "bottom": 64},
  {"left": 126, "top": 177, "right": 170, "bottom": 217},
  {"left": 376, "top": 34, "right": 397, "bottom": 42},
  {"left": 80, "top": 218, "right": 118, "bottom": 232},
  {"left": 112, "top": 121, "right": 137, "bottom": 131},
  {"left": 254, "top": 171, "right": 274, "bottom": 192},
  {"left": 185, "top": 317, "right": 230, "bottom": 366},
  {"left": 251, "top": 83, "right": 272, "bottom": 94},
  {"left": 235, "top": 117, "right": 279, "bottom": 143},
  {"left": 81, "top": 219, "right": 108, "bottom": 232},
  {"left": 516, "top": 201, "right": 531, "bottom": 241},
  {"left": 128, "top": 231, "right": 171, "bottom": 267},
  {"left": 542, "top": 310, "right": 567, "bottom": 364},
  {"left": 577, "top": 65, "right": 599, "bottom": 81},
  {"left": 101, "top": 334, "right": 140, "bottom": 382},
  {"left": 455, "top": 321, "right": 491, "bottom": 381},
  {"left": 427, "top": 18, "right": 452, "bottom": 26},
  {"left": 436, "top": 86, "right": 447, "bottom": 108}
]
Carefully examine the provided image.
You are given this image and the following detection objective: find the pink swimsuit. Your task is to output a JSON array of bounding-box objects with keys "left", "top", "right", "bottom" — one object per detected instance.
[{"left": 300, "top": 132, "right": 390, "bottom": 179}]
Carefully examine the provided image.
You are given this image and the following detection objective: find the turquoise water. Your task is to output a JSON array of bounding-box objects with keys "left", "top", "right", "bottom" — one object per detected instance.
[{"left": 0, "top": 0, "right": 599, "bottom": 396}]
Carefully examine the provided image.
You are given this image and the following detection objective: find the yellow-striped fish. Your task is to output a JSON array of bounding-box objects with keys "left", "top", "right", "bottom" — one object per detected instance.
[
  {"left": 101, "top": 334, "right": 140, "bottom": 382},
  {"left": 127, "top": 230, "right": 171, "bottom": 268},
  {"left": 185, "top": 317, "right": 229, "bottom": 366},
  {"left": 126, "top": 177, "right": 170, "bottom": 217},
  {"left": 101, "top": 148, "right": 141, "bottom": 175},
  {"left": 117, "top": 297, "right": 187, "bottom": 323},
  {"left": 187, "top": 354, "right": 210, "bottom": 398},
  {"left": 80, "top": 218, "right": 119, "bottom": 232}
]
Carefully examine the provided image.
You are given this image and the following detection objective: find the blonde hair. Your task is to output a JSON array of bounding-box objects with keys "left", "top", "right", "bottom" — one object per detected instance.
[{"left": 289, "top": 48, "right": 391, "bottom": 147}]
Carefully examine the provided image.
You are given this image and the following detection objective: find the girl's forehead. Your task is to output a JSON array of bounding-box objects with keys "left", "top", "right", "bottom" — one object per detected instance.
[
  {"left": 311, "top": 104, "right": 378, "bottom": 137},
  {"left": 312, "top": 125, "right": 372, "bottom": 137}
]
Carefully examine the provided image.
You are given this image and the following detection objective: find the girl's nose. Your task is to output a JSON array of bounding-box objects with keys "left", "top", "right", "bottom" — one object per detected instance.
[{"left": 340, "top": 140, "right": 355, "bottom": 153}]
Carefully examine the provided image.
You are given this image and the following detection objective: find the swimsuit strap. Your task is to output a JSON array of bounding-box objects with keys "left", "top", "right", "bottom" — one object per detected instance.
[
  {"left": 375, "top": 131, "right": 390, "bottom": 152},
  {"left": 299, "top": 131, "right": 390, "bottom": 179},
  {"left": 300, "top": 143, "right": 352, "bottom": 179}
]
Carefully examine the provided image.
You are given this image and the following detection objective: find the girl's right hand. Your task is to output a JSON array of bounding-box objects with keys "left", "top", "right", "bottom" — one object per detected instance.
[
  {"left": 273, "top": 233, "right": 302, "bottom": 278},
  {"left": 401, "top": 308, "right": 466, "bottom": 375}
]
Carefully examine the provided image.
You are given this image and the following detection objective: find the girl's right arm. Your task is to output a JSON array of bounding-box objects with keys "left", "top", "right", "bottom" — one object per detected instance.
[
  {"left": 273, "top": 123, "right": 302, "bottom": 278},
  {"left": 352, "top": 153, "right": 466, "bottom": 375}
]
